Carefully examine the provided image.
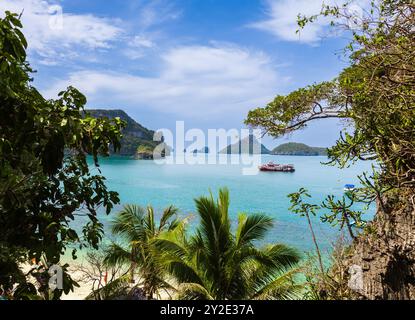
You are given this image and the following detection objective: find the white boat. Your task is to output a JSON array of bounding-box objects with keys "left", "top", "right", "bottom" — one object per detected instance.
[{"left": 344, "top": 184, "right": 355, "bottom": 191}]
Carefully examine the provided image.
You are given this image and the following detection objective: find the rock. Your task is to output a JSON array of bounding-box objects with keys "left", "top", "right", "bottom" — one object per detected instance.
[
  {"left": 344, "top": 188, "right": 415, "bottom": 299},
  {"left": 219, "top": 135, "right": 270, "bottom": 154}
]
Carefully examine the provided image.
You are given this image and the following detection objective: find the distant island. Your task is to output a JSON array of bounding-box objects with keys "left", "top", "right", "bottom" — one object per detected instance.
[
  {"left": 86, "top": 111, "right": 326, "bottom": 158},
  {"left": 87, "top": 109, "right": 169, "bottom": 159},
  {"left": 193, "top": 147, "right": 210, "bottom": 154},
  {"left": 271, "top": 143, "right": 327, "bottom": 156},
  {"left": 219, "top": 135, "right": 271, "bottom": 154}
]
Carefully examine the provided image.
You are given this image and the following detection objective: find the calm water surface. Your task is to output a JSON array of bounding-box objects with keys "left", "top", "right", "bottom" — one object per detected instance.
[{"left": 84, "top": 154, "right": 374, "bottom": 253}]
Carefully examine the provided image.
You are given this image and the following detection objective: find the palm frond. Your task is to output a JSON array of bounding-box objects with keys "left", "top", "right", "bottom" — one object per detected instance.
[
  {"left": 165, "top": 260, "right": 205, "bottom": 286},
  {"left": 144, "top": 206, "right": 156, "bottom": 237},
  {"left": 250, "top": 267, "right": 304, "bottom": 300},
  {"left": 175, "top": 283, "right": 214, "bottom": 300},
  {"left": 218, "top": 187, "right": 230, "bottom": 228},
  {"left": 110, "top": 205, "right": 146, "bottom": 241},
  {"left": 262, "top": 244, "right": 301, "bottom": 270},
  {"left": 235, "top": 213, "right": 273, "bottom": 247},
  {"left": 104, "top": 242, "right": 133, "bottom": 267},
  {"left": 159, "top": 205, "right": 179, "bottom": 231}
]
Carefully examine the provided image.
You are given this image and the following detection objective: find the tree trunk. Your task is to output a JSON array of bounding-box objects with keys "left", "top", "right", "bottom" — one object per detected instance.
[
  {"left": 306, "top": 212, "right": 325, "bottom": 275},
  {"left": 345, "top": 188, "right": 415, "bottom": 299}
]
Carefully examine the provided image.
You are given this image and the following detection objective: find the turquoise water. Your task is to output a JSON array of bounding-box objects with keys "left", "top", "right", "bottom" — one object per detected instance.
[{"left": 87, "top": 154, "right": 374, "bottom": 253}]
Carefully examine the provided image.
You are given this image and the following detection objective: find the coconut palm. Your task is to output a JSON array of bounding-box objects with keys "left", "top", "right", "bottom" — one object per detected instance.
[
  {"left": 104, "top": 204, "right": 180, "bottom": 299},
  {"left": 155, "top": 188, "right": 302, "bottom": 300}
]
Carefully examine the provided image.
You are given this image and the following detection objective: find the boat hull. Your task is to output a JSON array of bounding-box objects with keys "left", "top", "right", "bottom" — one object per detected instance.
[{"left": 259, "top": 166, "right": 295, "bottom": 172}]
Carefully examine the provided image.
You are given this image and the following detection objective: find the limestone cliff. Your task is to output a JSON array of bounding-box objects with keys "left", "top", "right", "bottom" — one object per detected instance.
[{"left": 345, "top": 188, "right": 415, "bottom": 299}]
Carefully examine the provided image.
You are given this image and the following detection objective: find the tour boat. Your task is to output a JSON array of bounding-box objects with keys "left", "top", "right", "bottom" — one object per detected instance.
[{"left": 259, "top": 162, "right": 295, "bottom": 172}]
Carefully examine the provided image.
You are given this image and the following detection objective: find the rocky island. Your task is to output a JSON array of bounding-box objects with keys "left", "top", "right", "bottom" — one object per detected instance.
[
  {"left": 87, "top": 109, "right": 169, "bottom": 159},
  {"left": 271, "top": 143, "right": 327, "bottom": 156},
  {"left": 219, "top": 135, "right": 271, "bottom": 154}
]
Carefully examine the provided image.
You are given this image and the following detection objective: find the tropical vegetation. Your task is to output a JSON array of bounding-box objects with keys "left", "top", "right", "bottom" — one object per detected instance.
[
  {"left": 272, "top": 143, "right": 327, "bottom": 156},
  {"left": 0, "top": 11, "right": 123, "bottom": 299},
  {"left": 1, "top": 0, "right": 414, "bottom": 301},
  {"left": 87, "top": 109, "right": 168, "bottom": 159},
  {"left": 104, "top": 204, "right": 181, "bottom": 299},
  {"left": 155, "top": 188, "right": 302, "bottom": 300},
  {"left": 246, "top": 0, "right": 415, "bottom": 298}
]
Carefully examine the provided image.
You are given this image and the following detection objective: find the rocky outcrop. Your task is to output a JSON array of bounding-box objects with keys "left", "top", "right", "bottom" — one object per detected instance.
[
  {"left": 87, "top": 109, "right": 168, "bottom": 159},
  {"left": 345, "top": 188, "right": 415, "bottom": 299},
  {"left": 219, "top": 135, "right": 270, "bottom": 154}
]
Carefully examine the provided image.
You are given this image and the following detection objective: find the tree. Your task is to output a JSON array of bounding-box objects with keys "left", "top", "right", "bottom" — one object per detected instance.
[
  {"left": 104, "top": 205, "right": 180, "bottom": 299},
  {"left": 288, "top": 188, "right": 324, "bottom": 275},
  {"left": 245, "top": 0, "right": 415, "bottom": 299},
  {"left": 0, "top": 11, "right": 124, "bottom": 299},
  {"left": 73, "top": 250, "right": 130, "bottom": 301},
  {"left": 246, "top": 0, "right": 414, "bottom": 190},
  {"left": 156, "top": 188, "right": 302, "bottom": 300},
  {"left": 321, "top": 193, "right": 367, "bottom": 240}
]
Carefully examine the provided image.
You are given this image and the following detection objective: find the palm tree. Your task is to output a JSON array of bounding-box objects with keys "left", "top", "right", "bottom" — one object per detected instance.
[
  {"left": 155, "top": 188, "right": 302, "bottom": 300},
  {"left": 104, "top": 204, "right": 181, "bottom": 299}
]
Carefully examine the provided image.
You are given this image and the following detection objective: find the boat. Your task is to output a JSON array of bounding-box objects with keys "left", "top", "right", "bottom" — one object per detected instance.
[
  {"left": 344, "top": 184, "right": 356, "bottom": 191},
  {"left": 259, "top": 162, "right": 295, "bottom": 172}
]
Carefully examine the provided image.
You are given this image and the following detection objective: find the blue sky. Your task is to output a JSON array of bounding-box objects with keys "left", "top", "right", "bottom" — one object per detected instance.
[{"left": 1, "top": 0, "right": 362, "bottom": 148}]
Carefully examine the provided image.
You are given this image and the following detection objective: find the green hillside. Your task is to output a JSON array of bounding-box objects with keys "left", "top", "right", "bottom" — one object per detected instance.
[
  {"left": 87, "top": 109, "right": 167, "bottom": 159},
  {"left": 271, "top": 143, "right": 327, "bottom": 156}
]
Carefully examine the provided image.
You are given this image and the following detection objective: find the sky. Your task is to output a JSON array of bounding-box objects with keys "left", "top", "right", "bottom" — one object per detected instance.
[{"left": 0, "top": 0, "right": 364, "bottom": 148}]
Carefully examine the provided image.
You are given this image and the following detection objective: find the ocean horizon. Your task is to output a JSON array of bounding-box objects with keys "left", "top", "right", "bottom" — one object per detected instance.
[{"left": 78, "top": 154, "right": 375, "bottom": 254}]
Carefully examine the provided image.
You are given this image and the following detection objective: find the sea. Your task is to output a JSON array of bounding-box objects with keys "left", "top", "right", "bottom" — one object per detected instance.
[{"left": 81, "top": 154, "right": 375, "bottom": 255}]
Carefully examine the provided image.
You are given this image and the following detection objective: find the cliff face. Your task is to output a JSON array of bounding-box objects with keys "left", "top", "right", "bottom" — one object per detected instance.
[
  {"left": 87, "top": 109, "right": 166, "bottom": 159},
  {"left": 345, "top": 188, "right": 415, "bottom": 299}
]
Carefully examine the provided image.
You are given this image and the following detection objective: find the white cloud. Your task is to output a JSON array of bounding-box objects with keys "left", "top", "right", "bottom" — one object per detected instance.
[
  {"left": 1, "top": 0, "right": 123, "bottom": 63},
  {"left": 251, "top": 0, "right": 371, "bottom": 44},
  {"left": 122, "top": 0, "right": 181, "bottom": 61},
  {"left": 130, "top": 35, "right": 155, "bottom": 48},
  {"left": 43, "top": 44, "right": 287, "bottom": 119},
  {"left": 136, "top": 0, "right": 182, "bottom": 29},
  {"left": 251, "top": 0, "right": 330, "bottom": 44},
  {"left": 123, "top": 33, "right": 157, "bottom": 60}
]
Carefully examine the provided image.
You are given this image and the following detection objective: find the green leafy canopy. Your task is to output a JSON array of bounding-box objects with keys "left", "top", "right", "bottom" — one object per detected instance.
[{"left": 0, "top": 11, "right": 124, "bottom": 299}]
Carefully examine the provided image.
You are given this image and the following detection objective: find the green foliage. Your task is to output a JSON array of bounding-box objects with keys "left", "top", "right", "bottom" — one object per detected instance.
[
  {"left": 246, "top": 0, "right": 415, "bottom": 191},
  {"left": 0, "top": 12, "right": 123, "bottom": 299},
  {"left": 288, "top": 188, "right": 320, "bottom": 218},
  {"left": 321, "top": 193, "right": 367, "bottom": 239},
  {"left": 87, "top": 109, "right": 167, "bottom": 158},
  {"left": 302, "top": 237, "right": 356, "bottom": 300},
  {"left": 246, "top": 82, "right": 341, "bottom": 137},
  {"left": 288, "top": 189, "right": 325, "bottom": 275},
  {"left": 155, "top": 188, "right": 302, "bottom": 300},
  {"left": 104, "top": 204, "right": 181, "bottom": 299},
  {"left": 272, "top": 143, "right": 327, "bottom": 156}
]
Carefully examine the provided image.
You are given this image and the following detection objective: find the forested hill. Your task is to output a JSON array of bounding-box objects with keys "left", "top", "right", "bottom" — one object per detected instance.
[
  {"left": 271, "top": 143, "right": 327, "bottom": 156},
  {"left": 87, "top": 109, "right": 161, "bottom": 158}
]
